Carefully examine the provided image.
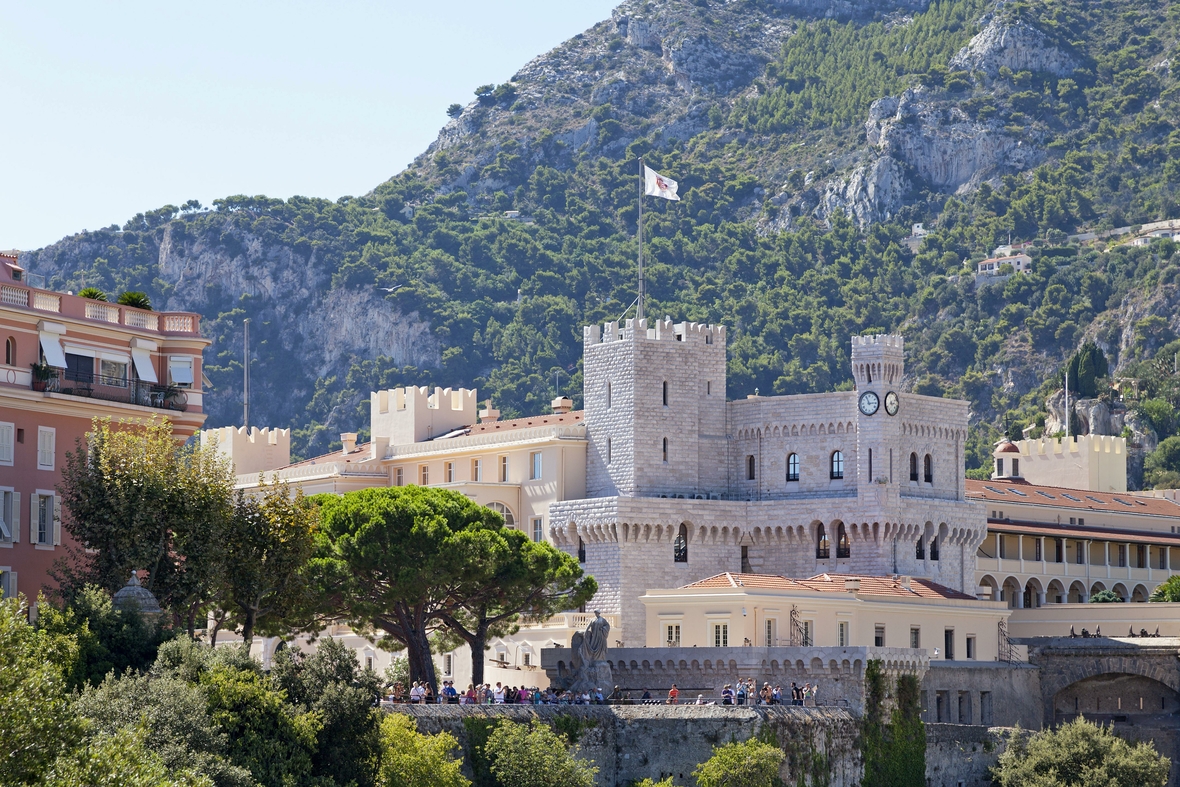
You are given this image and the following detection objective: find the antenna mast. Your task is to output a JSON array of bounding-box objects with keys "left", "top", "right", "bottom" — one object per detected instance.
[{"left": 243, "top": 318, "right": 250, "bottom": 429}]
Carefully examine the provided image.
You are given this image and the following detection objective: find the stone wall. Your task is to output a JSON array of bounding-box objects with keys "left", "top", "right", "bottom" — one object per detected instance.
[
  {"left": 926, "top": 724, "right": 1023, "bottom": 787},
  {"left": 922, "top": 662, "right": 1043, "bottom": 728},
  {"left": 392, "top": 704, "right": 861, "bottom": 787}
]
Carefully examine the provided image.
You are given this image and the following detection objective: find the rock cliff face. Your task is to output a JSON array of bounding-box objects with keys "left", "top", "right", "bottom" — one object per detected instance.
[
  {"left": 949, "top": 18, "right": 1080, "bottom": 77},
  {"left": 819, "top": 156, "right": 911, "bottom": 228},
  {"left": 21, "top": 223, "right": 440, "bottom": 432}
]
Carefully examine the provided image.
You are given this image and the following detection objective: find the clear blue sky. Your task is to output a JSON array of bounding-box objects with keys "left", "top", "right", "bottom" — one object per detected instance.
[{"left": 0, "top": 1, "right": 617, "bottom": 251}]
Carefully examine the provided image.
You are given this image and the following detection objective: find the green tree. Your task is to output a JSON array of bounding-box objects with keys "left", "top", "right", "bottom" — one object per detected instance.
[
  {"left": 72, "top": 670, "right": 253, "bottom": 787},
  {"left": 438, "top": 524, "right": 596, "bottom": 687},
  {"left": 446, "top": 104, "right": 463, "bottom": 119},
  {"left": 0, "top": 597, "right": 81, "bottom": 785},
  {"left": 1149, "top": 575, "right": 1180, "bottom": 602},
  {"left": 78, "top": 286, "right": 108, "bottom": 301},
  {"left": 693, "top": 738, "right": 785, "bottom": 787},
  {"left": 314, "top": 486, "right": 501, "bottom": 690},
  {"left": 116, "top": 290, "right": 152, "bottom": 310},
  {"left": 377, "top": 714, "right": 470, "bottom": 787},
  {"left": 36, "top": 584, "right": 173, "bottom": 689},
  {"left": 1089, "top": 589, "right": 1123, "bottom": 603},
  {"left": 270, "top": 639, "right": 384, "bottom": 787},
  {"left": 57, "top": 417, "right": 235, "bottom": 634},
  {"left": 484, "top": 721, "right": 597, "bottom": 787},
  {"left": 1067, "top": 341, "right": 1109, "bottom": 399},
  {"left": 216, "top": 483, "right": 319, "bottom": 646},
  {"left": 44, "top": 723, "right": 213, "bottom": 787},
  {"left": 994, "top": 717, "right": 1168, "bottom": 787},
  {"left": 1145, "top": 436, "right": 1180, "bottom": 489}
]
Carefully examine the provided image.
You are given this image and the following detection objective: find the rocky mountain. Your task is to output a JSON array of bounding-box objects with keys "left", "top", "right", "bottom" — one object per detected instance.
[{"left": 15, "top": 0, "right": 1180, "bottom": 484}]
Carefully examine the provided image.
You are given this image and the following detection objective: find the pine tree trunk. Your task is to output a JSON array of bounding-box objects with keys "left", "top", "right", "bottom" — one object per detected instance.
[{"left": 468, "top": 621, "right": 490, "bottom": 687}]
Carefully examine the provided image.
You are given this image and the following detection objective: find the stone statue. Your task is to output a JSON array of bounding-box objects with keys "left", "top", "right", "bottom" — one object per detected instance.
[
  {"left": 556, "top": 613, "right": 613, "bottom": 694},
  {"left": 581, "top": 610, "right": 610, "bottom": 664}
]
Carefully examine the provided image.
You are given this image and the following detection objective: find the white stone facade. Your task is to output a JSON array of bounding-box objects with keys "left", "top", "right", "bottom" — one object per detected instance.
[{"left": 551, "top": 318, "right": 987, "bottom": 645}]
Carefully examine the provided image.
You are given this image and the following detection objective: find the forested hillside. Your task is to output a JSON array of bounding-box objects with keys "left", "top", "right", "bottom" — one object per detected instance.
[{"left": 18, "top": 0, "right": 1180, "bottom": 486}]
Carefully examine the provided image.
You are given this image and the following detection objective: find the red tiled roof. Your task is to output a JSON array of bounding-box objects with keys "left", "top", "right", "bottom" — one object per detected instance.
[
  {"left": 996, "top": 441, "right": 1020, "bottom": 454},
  {"left": 966, "top": 478, "right": 1180, "bottom": 518},
  {"left": 467, "top": 411, "right": 584, "bottom": 434},
  {"left": 680, "top": 572, "right": 976, "bottom": 600},
  {"left": 281, "top": 442, "right": 373, "bottom": 470}
]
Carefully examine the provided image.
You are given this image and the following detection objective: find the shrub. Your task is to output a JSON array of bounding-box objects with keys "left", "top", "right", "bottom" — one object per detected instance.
[
  {"left": 1089, "top": 589, "right": 1123, "bottom": 603},
  {"left": 693, "top": 738, "right": 785, "bottom": 787},
  {"left": 378, "top": 713, "right": 469, "bottom": 787},
  {"left": 78, "top": 287, "right": 107, "bottom": 301},
  {"left": 116, "top": 291, "right": 152, "bottom": 310},
  {"left": 484, "top": 720, "right": 597, "bottom": 787},
  {"left": 994, "top": 717, "right": 1168, "bottom": 787}
]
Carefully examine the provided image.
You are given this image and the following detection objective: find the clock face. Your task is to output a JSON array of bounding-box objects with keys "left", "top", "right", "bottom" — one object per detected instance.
[
  {"left": 885, "top": 391, "right": 900, "bottom": 416},
  {"left": 859, "top": 391, "right": 880, "bottom": 416}
]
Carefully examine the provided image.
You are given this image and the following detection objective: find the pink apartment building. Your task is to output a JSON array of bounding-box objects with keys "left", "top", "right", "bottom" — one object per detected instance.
[{"left": 0, "top": 252, "right": 209, "bottom": 599}]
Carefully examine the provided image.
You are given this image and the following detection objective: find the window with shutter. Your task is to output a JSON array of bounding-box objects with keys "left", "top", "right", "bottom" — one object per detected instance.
[
  {"left": 0, "top": 422, "right": 13, "bottom": 465},
  {"left": 37, "top": 428, "right": 55, "bottom": 470},
  {"left": 0, "top": 489, "right": 12, "bottom": 541},
  {"left": 53, "top": 495, "right": 61, "bottom": 546}
]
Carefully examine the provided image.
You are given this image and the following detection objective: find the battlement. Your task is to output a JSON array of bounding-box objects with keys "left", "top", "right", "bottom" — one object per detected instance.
[
  {"left": 1020, "top": 434, "right": 1126, "bottom": 457},
  {"left": 200, "top": 426, "right": 291, "bottom": 476},
  {"left": 851, "top": 334, "right": 904, "bottom": 350},
  {"left": 584, "top": 318, "right": 726, "bottom": 347},
  {"left": 371, "top": 385, "right": 479, "bottom": 451},
  {"left": 850, "top": 333, "right": 905, "bottom": 388}
]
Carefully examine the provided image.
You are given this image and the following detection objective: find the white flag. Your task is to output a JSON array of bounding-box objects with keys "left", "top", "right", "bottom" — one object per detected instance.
[{"left": 644, "top": 165, "right": 680, "bottom": 201}]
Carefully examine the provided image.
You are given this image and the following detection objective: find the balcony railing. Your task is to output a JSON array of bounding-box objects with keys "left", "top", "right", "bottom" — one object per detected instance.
[
  {"left": 0, "top": 280, "right": 200, "bottom": 335},
  {"left": 33, "top": 369, "right": 188, "bottom": 411}
]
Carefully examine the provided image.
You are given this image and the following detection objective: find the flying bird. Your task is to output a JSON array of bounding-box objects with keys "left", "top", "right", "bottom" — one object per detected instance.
[{"left": 378, "top": 284, "right": 404, "bottom": 293}]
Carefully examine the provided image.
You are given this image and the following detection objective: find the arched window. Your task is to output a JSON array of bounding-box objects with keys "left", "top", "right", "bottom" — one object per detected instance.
[
  {"left": 929, "top": 536, "right": 940, "bottom": 561},
  {"left": 830, "top": 451, "right": 844, "bottom": 480},
  {"left": 815, "top": 524, "right": 830, "bottom": 559},
  {"left": 924, "top": 454, "right": 933, "bottom": 484},
  {"left": 786, "top": 453, "right": 799, "bottom": 482},
  {"left": 3, "top": 337, "right": 13, "bottom": 366},
  {"left": 674, "top": 523, "right": 688, "bottom": 563},
  {"left": 915, "top": 536, "right": 925, "bottom": 560},
  {"left": 577, "top": 537, "right": 586, "bottom": 563},
  {"left": 836, "top": 523, "right": 850, "bottom": 559},
  {"left": 662, "top": 380, "right": 668, "bottom": 406},
  {"left": 662, "top": 437, "right": 668, "bottom": 463},
  {"left": 747, "top": 455, "right": 756, "bottom": 481},
  {"left": 909, "top": 452, "right": 919, "bottom": 482},
  {"left": 487, "top": 502, "right": 515, "bottom": 529}
]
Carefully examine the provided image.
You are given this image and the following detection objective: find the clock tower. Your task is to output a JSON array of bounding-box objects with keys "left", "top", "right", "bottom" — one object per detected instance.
[{"left": 851, "top": 335, "right": 905, "bottom": 502}]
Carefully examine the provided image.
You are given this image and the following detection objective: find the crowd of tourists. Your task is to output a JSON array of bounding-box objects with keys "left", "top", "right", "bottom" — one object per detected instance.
[{"left": 386, "top": 678, "right": 820, "bottom": 706}]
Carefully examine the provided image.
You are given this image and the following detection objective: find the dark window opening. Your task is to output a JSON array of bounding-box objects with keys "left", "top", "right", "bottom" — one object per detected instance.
[
  {"left": 916, "top": 536, "right": 925, "bottom": 560},
  {"left": 910, "top": 452, "right": 919, "bottom": 482},
  {"left": 64, "top": 352, "right": 92, "bottom": 383},
  {"left": 786, "top": 453, "right": 799, "bottom": 482},
  {"left": 662, "top": 437, "right": 668, "bottom": 463},
  {"left": 924, "top": 453, "right": 933, "bottom": 484},
  {"left": 930, "top": 536, "right": 940, "bottom": 561},
  {"left": 741, "top": 545, "right": 751, "bottom": 573},
  {"left": 662, "top": 380, "right": 668, "bottom": 406},
  {"left": 674, "top": 523, "right": 688, "bottom": 563},
  {"left": 747, "top": 455, "right": 756, "bottom": 481},
  {"left": 577, "top": 538, "right": 586, "bottom": 564},
  {"left": 836, "top": 523, "right": 850, "bottom": 559},
  {"left": 830, "top": 451, "right": 844, "bottom": 480},
  {"left": 816, "top": 524, "right": 830, "bottom": 559}
]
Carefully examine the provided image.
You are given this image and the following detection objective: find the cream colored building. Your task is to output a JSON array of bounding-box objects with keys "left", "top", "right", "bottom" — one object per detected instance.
[
  {"left": 971, "top": 437, "right": 1180, "bottom": 608},
  {"left": 640, "top": 572, "right": 1011, "bottom": 662}
]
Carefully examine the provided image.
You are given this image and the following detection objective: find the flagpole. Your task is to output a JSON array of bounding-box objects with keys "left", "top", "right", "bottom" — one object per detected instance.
[{"left": 637, "top": 157, "right": 645, "bottom": 322}]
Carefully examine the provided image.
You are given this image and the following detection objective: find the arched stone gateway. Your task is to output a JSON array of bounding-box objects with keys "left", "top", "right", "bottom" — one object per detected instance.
[
  {"left": 1027, "top": 638, "right": 1180, "bottom": 729},
  {"left": 1053, "top": 672, "right": 1180, "bottom": 726}
]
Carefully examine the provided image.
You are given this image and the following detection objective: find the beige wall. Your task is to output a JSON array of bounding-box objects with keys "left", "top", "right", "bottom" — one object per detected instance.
[
  {"left": 1007, "top": 602, "right": 1180, "bottom": 638},
  {"left": 640, "top": 585, "right": 1009, "bottom": 662},
  {"left": 1013, "top": 435, "right": 1127, "bottom": 493}
]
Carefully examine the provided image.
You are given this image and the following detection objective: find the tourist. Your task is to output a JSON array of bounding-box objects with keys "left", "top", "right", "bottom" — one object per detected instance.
[
  {"left": 736, "top": 682, "right": 747, "bottom": 706},
  {"left": 805, "top": 683, "right": 817, "bottom": 706},
  {"left": 594, "top": 687, "right": 605, "bottom": 704},
  {"left": 696, "top": 694, "right": 706, "bottom": 705},
  {"left": 773, "top": 685, "right": 783, "bottom": 704},
  {"left": 409, "top": 681, "right": 425, "bottom": 704},
  {"left": 668, "top": 684, "right": 680, "bottom": 704},
  {"left": 494, "top": 682, "right": 505, "bottom": 703},
  {"left": 790, "top": 682, "right": 801, "bottom": 706},
  {"left": 422, "top": 683, "right": 434, "bottom": 704},
  {"left": 641, "top": 689, "right": 652, "bottom": 702},
  {"left": 760, "top": 683, "right": 772, "bottom": 705}
]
